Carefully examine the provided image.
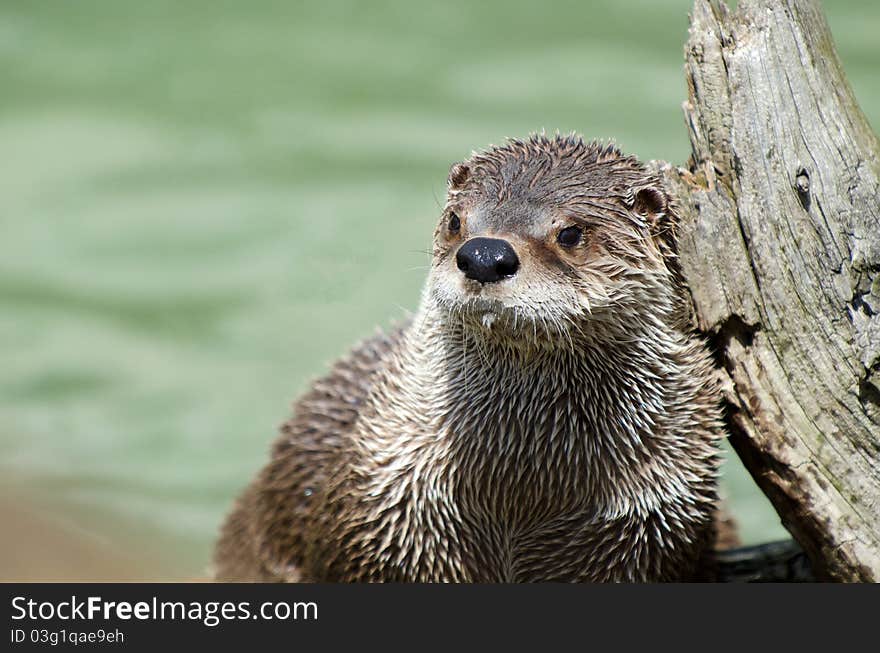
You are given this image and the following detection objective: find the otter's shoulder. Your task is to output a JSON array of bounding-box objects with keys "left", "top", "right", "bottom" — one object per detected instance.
[
  {"left": 213, "top": 320, "right": 410, "bottom": 581},
  {"left": 293, "top": 319, "right": 410, "bottom": 425},
  {"left": 265, "top": 318, "right": 413, "bottom": 503}
]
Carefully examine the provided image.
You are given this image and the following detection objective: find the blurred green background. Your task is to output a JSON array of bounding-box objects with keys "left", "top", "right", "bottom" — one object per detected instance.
[{"left": 1, "top": 0, "right": 877, "bottom": 580}]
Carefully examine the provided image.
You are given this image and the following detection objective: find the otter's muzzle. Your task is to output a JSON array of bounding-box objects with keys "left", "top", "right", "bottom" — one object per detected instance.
[{"left": 456, "top": 237, "right": 520, "bottom": 284}]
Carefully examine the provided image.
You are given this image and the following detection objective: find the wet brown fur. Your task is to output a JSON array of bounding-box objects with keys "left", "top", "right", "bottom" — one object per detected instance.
[{"left": 214, "top": 134, "right": 727, "bottom": 582}]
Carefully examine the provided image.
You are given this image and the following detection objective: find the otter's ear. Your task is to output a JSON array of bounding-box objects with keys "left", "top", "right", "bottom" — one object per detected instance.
[
  {"left": 447, "top": 162, "right": 471, "bottom": 190},
  {"left": 631, "top": 186, "right": 668, "bottom": 223}
]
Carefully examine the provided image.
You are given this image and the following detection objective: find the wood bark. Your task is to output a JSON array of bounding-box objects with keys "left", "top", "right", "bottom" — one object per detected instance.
[{"left": 661, "top": 0, "right": 880, "bottom": 581}]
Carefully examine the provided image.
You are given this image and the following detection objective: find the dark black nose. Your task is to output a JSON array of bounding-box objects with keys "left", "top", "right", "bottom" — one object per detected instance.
[{"left": 456, "top": 237, "right": 520, "bottom": 284}]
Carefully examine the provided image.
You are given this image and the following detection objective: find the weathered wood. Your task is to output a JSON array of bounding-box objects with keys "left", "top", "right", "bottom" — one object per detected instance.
[{"left": 662, "top": 0, "right": 880, "bottom": 581}]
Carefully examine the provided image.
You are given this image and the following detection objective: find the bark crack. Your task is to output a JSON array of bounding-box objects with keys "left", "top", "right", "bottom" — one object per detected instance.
[{"left": 707, "top": 313, "right": 760, "bottom": 371}]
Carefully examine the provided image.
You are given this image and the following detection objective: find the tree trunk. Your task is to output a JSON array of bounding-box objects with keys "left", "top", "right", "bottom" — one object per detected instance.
[{"left": 661, "top": 0, "right": 880, "bottom": 581}]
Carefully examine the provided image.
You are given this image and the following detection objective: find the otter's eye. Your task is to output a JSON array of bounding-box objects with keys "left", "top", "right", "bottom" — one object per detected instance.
[
  {"left": 556, "top": 225, "right": 582, "bottom": 248},
  {"left": 448, "top": 212, "right": 461, "bottom": 234}
]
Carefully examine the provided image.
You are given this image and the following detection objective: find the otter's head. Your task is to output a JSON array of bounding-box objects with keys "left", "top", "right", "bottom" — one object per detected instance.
[{"left": 428, "top": 133, "right": 683, "bottom": 347}]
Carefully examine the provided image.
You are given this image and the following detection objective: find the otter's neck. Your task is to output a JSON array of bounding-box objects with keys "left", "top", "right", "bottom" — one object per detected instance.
[{"left": 378, "top": 303, "right": 696, "bottom": 519}]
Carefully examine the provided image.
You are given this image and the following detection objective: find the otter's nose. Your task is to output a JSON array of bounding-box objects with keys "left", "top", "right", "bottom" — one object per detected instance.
[{"left": 456, "top": 237, "right": 520, "bottom": 284}]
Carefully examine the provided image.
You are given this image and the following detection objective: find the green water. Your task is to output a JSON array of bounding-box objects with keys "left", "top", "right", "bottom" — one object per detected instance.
[{"left": 2, "top": 1, "right": 878, "bottom": 577}]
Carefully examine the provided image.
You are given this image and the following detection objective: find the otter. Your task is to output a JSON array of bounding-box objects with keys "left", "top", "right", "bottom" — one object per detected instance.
[{"left": 214, "top": 133, "right": 725, "bottom": 582}]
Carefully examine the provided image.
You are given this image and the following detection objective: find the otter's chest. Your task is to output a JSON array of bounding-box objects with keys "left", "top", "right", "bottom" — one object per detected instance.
[
  {"left": 348, "top": 347, "right": 708, "bottom": 581},
  {"left": 442, "top": 374, "right": 596, "bottom": 526},
  {"left": 432, "top": 370, "right": 675, "bottom": 580}
]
